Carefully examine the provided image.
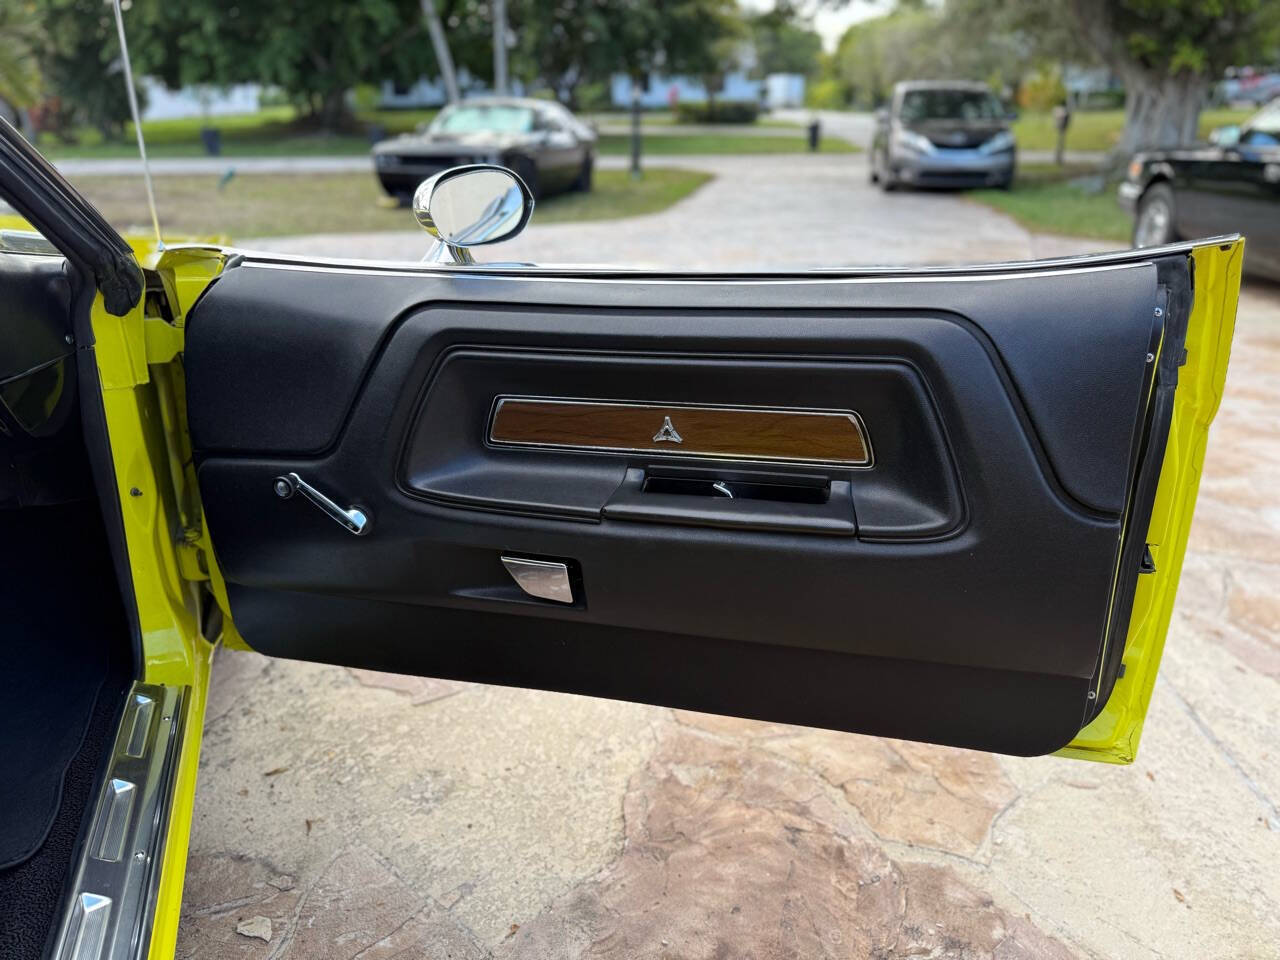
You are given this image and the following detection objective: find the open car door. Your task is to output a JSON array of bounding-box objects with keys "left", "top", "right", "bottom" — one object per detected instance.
[{"left": 181, "top": 232, "right": 1241, "bottom": 764}]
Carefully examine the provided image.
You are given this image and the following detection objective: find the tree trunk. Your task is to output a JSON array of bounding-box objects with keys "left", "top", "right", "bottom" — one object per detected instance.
[
  {"left": 1114, "top": 69, "right": 1208, "bottom": 156},
  {"left": 317, "top": 88, "right": 351, "bottom": 131}
]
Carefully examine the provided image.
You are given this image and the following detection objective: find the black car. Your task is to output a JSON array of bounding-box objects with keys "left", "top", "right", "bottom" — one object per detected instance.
[
  {"left": 870, "top": 81, "right": 1017, "bottom": 191},
  {"left": 1120, "top": 99, "right": 1280, "bottom": 279},
  {"left": 372, "top": 97, "right": 596, "bottom": 202}
]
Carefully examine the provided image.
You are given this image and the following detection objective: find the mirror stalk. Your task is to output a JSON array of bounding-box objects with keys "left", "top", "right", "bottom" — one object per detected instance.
[{"left": 423, "top": 239, "right": 477, "bottom": 265}]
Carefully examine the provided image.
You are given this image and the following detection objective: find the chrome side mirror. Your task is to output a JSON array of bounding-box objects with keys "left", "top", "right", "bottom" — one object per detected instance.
[{"left": 413, "top": 164, "right": 535, "bottom": 264}]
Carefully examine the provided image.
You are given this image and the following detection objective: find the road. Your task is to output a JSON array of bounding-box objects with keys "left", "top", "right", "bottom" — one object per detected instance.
[
  {"left": 241, "top": 153, "right": 1097, "bottom": 266},
  {"left": 177, "top": 151, "right": 1280, "bottom": 959}
]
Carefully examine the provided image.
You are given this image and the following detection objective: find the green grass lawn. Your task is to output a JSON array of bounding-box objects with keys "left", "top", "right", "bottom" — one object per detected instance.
[
  {"left": 65, "top": 167, "right": 711, "bottom": 239},
  {"left": 38, "top": 105, "right": 829, "bottom": 161},
  {"left": 1011, "top": 107, "right": 1255, "bottom": 153},
  {"left": 39, "top": 107, "right": 438, "bottom": 160},
  {"left": 597, "top": 133, "right": 856, "bottom": 155},
  {"left": 969, "top": 163, "right": 1130, "bottom": 243},
  {"left": 585, "top": 110, "right": 803, "bottom": 128}
]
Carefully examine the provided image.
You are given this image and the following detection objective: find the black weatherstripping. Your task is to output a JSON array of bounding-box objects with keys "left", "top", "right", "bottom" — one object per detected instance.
[
  {"left": 0, "top": 119, "right": 141, "bottom": 317},
  {"left": 187, "top": 254, "right": 1172, "bottom": 756}
]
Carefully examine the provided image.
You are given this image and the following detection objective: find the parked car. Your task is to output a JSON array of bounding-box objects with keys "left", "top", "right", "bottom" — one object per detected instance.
[
  {"left": 1120, "top": 98, "right": 1280, "bottom": 279},
  {"left": 371, "top": 96, "right": 596, "bottom": 202},
  {"left": 870, "top": 81, "right": 1017, "bottom": 191},
  {"left": 1216, "top": 67, "right": 1280, "bottom": 106},
  {"left": 0, "top": 116, "right": 1245, "bottom": 960}
]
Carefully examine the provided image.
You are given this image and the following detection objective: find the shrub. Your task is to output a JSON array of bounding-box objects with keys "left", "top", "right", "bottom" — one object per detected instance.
[{"left": 675, "top": 100, "right": 760, "bottom": 124}]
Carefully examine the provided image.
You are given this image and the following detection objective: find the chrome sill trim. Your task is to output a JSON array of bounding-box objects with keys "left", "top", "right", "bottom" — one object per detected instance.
[{"left": 50, "top": 683, "right": 187, "bottom": 960}]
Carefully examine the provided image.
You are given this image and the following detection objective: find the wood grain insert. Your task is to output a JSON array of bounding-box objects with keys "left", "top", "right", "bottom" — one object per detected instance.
[{"left": 489, "top": 398, "right": 870, "bottom": 465}]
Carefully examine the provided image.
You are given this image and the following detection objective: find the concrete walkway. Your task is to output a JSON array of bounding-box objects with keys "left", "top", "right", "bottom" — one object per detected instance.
[
  {"left": 240, "top": 153, "right": 1095, "bottom": 266},
  {"left": 178, "top": 150, "right": 1280, "bottom": 959}
]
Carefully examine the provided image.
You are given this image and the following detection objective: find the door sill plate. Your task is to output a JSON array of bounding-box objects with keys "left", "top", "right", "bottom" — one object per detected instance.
[{"left": 50, "top": 682, "right": 187, "bottom": 960}]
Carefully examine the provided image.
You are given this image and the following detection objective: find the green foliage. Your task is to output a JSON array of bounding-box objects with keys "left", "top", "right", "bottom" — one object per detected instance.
[
  {"left": 130, "top": 0, "right": 442, "bottom": 128},
  {"left": 1019, "top": 65, "right": 1066, "bottom": 112},
  {"left": 674, "top": 99, "right": 760, "bottom": 123},
  {"left": 748, "top": 4, "right": 823, "bottom": 78},
  {"left": 805, "top": 77, "right": 847, "bottom": 109},
  {"left": 30, "top": 0, "right": 145, "bottom": 140},
  {"left": 0, "top": 2, "right": 41, "bottom": 109}
]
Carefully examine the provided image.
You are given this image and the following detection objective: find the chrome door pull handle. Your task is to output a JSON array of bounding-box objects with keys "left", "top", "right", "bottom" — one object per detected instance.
[{"left": 273, "top": 472, "right": 370, "bottom": 536}]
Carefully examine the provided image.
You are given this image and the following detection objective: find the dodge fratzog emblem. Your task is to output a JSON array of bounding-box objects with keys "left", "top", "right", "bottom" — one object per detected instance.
[{"left": 652, "top": 416, "right": 683, "bottom": 443}]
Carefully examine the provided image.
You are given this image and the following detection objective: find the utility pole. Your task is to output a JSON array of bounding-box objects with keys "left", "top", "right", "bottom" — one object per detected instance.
[
  {"left": 493, "top": 0, "right": 508, "bottom": 96},
  {"left": 421, "top": 0, "right": 460, "bottom": 104}
]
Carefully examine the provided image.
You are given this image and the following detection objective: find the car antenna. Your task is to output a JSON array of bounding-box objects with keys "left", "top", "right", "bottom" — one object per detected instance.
[{"left": 109, "top": 0, "right": 163, "bottom": 251}]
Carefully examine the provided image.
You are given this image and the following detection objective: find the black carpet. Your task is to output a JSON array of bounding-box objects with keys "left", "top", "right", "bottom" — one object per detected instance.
[{"left": 0, "top": 500, "right": 132, "bottom": 958}]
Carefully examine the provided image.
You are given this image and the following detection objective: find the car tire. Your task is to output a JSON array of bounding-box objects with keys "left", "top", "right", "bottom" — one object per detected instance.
[
  {"left": 1133, "top": 182, "right": 1178, "bottom": 247},
  {"left": 572, "top": 157, "right": 593, "bottom": 192},
  {"left": 508, "top": 156, "right": 540, "bottom": 200}
]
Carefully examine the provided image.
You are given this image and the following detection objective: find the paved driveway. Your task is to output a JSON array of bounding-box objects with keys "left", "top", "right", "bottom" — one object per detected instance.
[{"left": 179, "top": 153, "right": 1280, "bottom": 959}]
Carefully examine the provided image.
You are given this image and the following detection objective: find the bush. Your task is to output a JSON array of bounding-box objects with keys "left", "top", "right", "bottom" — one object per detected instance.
[
  {"left": 806, "top": 78, "right": 847, "bottom": 109},
  {"left": 675, "top": 100, "right": 760, "bottom": 124},
  {"left": 1019, "top": 66, "right": 1067, "bottom": 112}
]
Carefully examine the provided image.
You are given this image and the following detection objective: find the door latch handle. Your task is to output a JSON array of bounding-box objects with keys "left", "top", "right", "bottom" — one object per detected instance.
[{"left": 273, "top": 472, "right": 370, "bottom": 536}]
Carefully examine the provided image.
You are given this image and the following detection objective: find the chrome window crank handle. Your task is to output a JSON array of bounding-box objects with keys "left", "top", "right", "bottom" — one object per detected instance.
[{"left": 273, "top": 472, "right": 370, "bottom": 536}]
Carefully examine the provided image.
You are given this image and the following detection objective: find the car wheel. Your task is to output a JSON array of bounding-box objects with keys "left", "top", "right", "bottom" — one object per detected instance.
[
  {"left": 572, "top": 157, "right": 593, "bottom": 192},
  {"left": 1133, "top": 182, "right": 1177, "bottom": 247},
  {"left": 507, "top": 156, "right": 540, "bottom": 200}
]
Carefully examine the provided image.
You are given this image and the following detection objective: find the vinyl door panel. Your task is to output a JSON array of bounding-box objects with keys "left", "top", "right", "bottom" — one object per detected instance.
[{"left": 187, "top": 256, "right": 1170, "bottom": 756}]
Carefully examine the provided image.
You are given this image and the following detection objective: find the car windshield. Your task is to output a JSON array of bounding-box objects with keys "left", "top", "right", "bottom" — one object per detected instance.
[
  {"left": 431, "top": 105, "right": 535, "bottom": 134},
  {"left": 899, "top": 89, "right": 1003, "bottom": 122}
]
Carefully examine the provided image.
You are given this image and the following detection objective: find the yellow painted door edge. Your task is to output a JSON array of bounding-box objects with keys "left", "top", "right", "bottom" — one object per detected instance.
[
  {"left": 1058, "top": 238, "right": 1243, "bottom": 764},
  {"left": 87, "top": 242, "right": 243, "bottom": 958}
]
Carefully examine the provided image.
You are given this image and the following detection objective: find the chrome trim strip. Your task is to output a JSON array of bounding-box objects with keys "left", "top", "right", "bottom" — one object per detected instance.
[
  {"left": 239, "top": 257, "right": 1148, "bottom": 285},
  {"left": 50, "top": 683, "right": 187, "bottom": 960},
  {"left": 194, "top": 233, "right": 1236, "bottom": 280},
  {"left": 488, "top": 396, "right": 874, "bottom": 469}
]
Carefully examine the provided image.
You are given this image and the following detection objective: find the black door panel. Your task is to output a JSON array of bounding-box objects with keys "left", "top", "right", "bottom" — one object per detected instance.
[{"left": 187, "top": 255, "right": 1172, "bottom": 756}]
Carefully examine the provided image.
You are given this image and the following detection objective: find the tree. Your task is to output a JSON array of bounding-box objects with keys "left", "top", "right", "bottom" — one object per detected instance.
[
  {"left": 0, "top": 2, "right": 41, "bottom": 125},
  {"left": 507, "top": 0, "right": 618, "bottom": 108},
  {"left": 1057, "top": 0, "right": 1280, "bottom": 152},
  {"left": 131, "top": 0, "right": 468, "bottom": 129},
  {"left": 30, "top": 0, "right": 144, "bottom": 141},
  {"left": 748, "top": 4, "right": 823, "bottom": 79}
]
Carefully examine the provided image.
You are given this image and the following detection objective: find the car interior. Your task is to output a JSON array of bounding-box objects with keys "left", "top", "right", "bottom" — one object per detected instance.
[{"left": 0, "top": 238, "right": 135, "bottom": 956}]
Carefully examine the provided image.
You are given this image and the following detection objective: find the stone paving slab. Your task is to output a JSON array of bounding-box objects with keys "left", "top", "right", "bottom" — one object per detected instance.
[{"left": 178, "top": 152, "right": 1280, "bottom": 959}]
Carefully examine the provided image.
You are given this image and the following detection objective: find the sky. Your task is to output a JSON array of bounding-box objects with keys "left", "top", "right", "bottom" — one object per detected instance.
[{"left": 738, "top": 0, "right": 887, "bottom": 51}]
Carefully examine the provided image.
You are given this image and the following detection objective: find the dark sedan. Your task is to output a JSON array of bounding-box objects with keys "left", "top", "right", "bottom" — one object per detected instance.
[
  {"left": 1120, "top": 99, "right": 1280, "bottom": 279},
  {"left": 372, "top": 97, "right": 596, "bottom": 202},
  {"left": 870, "top": 81, "right": 1017, "bottom": 191}
]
